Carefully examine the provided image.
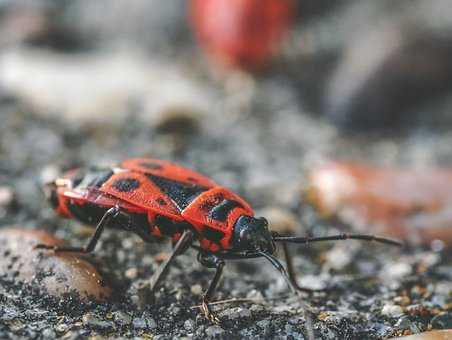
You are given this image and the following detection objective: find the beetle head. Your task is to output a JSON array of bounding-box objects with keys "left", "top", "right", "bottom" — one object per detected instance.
[
  {"left": 43, "top": 180, "right": 60, "bottom": 210},
  {"left": 232, "top": 215, "right": 275, "bottom": 254}
]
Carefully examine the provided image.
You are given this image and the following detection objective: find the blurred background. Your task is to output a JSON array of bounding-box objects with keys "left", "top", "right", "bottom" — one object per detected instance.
[
  {"left": 2, "top": 0, "right": 452, "bottom": 243},
  {"left": 1, "top": 1, "right": 452, "bottom": 338}
]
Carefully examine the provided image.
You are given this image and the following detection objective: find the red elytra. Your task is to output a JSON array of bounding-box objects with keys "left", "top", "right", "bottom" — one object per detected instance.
[{"left": 190, "top": 0, "right": 295, "bottom": 70}]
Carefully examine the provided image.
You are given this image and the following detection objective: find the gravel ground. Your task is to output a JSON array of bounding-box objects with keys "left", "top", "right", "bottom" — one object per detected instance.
[{"left": 0, "top": 1, "right": 452, "bottom": 339}]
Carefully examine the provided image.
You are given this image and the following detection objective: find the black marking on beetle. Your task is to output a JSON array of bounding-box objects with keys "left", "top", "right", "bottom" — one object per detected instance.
[
  {"left": 200, "top": 200, "right": 215, "bottom": 212},
  {"left": 70, "top": 170, "right": 84, "bottom": 188},
  {"left": 113, "top": 178, "right": 140, "bottom": 192},
  {"left": 156, "top": 197, "right": 167, "bottom": 206},
  {"left": 75, "top": 168, "right": 113, "bottom": 189},
  {"left": 200, "top": 194, "right": 224, "bottom": 212},
  {"left": 67, "top": 201, "right": 154, "bottom": 238},
  {"left": 67, "top": 201, "right": 108, "bottom": 225},
  {"left": 87, "top": 169, "right": 114, "bottom": 188},
  {"left": 125, "top": 212, "right": 155, "bottom": 242},
  {"left": 154, "top": 215, "right": 187, "bottom": 237},
  {"left": 202, "top": 226, "right": 225, "bottom": 244},
  {"left": 139, "top": 161, "right": 163, "bottom": 170},
  {"left": 147, "top": 174, "right": 207, "bottom": 211},
  {"left": 209, "top": 199, "right": 244, "bottom": 222}
]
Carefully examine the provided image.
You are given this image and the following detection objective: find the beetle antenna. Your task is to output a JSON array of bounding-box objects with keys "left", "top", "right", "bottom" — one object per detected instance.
[{"left": 272, "top": 233, "right": 403, "bottom": 247}]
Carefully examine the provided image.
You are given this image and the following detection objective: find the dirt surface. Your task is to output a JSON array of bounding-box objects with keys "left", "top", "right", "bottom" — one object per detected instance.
[{"left": 0, "top": 1, "right": 451, "bottom": 339}]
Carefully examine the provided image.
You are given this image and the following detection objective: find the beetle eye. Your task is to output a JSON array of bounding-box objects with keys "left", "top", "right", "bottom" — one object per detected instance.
[
  {"left": 258, "top": 217, "right": 268, "bottom": 227},
  {"left": 240, "top": 229, "right": 258, "bottom": 248},
  {"left": 241, "top": 230, "right": 252, "bottom": 242},
  {"left": 247, "top": 232, "right": 253, "bottom": 240}
]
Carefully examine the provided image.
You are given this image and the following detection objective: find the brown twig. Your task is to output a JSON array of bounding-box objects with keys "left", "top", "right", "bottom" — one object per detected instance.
[{"left": 190, "top": 294, "right": 292, "bottom": 310}]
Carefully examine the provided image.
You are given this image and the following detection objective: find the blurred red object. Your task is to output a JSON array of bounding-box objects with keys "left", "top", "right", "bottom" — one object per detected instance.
[
  {"left": 190, "top": 0, "right": 295, "bottom": 70},
  {"left": 308, "top": 161, "right": 452, "bottom": 248}
]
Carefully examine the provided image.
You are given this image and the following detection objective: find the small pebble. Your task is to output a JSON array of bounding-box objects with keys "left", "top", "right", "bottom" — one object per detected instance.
[
  {"left": 384, "top": 262, "right": 412, "bottom": 281},
  {"left": 54, "top": 323, "right": 70, "bottom": 334},
  {"left": 250, "top": 304, "right": 264, "bottom": 313},
  {"left": 373, "top": 323, "right": 393, "bottom": 338},
  {"left": 381, "top": 304, "right": 404, "bottom": 317},
  {"left": 184, "top": 319, "right": 195, "bottom": 331},
  {"left": 256, "top": 319, "right": 271, "bottom": 329},
  {"left": 125, "top": 267, "right": 139, "bottom": 279},
  {"left": 246, "top": 289, "right": 264, "bottom": 300},
  {"left": 191, "top": 284, "right": 203, "bottom": 295},
  {"left": 82, "top": 313, "right": 114, "bottom": 330},
  {"left": 0, "top": 186, "right": 14, "bottom": 207},
  {"left": 297, "top": 274, "right": 328, "bottom": 291},
  {"left": 431, "top": 240, "right": 445, "bottom": 252},
  {"left": 121, "top": 238, "right": 135, "bottom": 249},
  {"left": 133, "top": 312, "right": 158, "bottom": 331},
  {"left": 112, "top": 311, "right": 132, "bottom": 326},
  {"left": 394, "top": 296, "right": 411, "bottom": 307},
  {"left": 395, "top": 316, "right": 413, "bottom": 330},
  {"left": 285, "top": 323, "right": 304, "bottom": 339},
  {"left": 147, "top": 317, "right": 158, "bottom": 330},
  {"left": 325, "top": 244, "right": 354, "bottom": 271},
  {"left": 41, "top": 328, "right": 56, "bottom": 339},
  {"left": 132, "top": 315, "right": 157, "bottom": 329},
  {"left": 205, "top": 325, "right": 224, "bottom": 337},
  {"left": 224, "top": 307, "right": 251, "bottom": 320},
  {"left": 132, "top": 317, "right": 148, "bottom": 330},
  {"left": 171, "top": 306, "right": 181, "bottom": 316}
]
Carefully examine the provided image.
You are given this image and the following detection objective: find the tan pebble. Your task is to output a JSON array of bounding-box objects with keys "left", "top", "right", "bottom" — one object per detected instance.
[
  {"left": 0, "top": 228, "right": 111, "bottom": 301},
  {"left": 125, "top": 267, "right": 139, "bottom": 279},
  {"left": 394, "top": 296, "right": 411, "bottom": 307},
  {"left": 190, "top": 284, "right": 203, "bottom": 295},
  {"left": 154, "top": 252, "right": 170, "bottom": 263},
  {"left": 317, "top": 312, "right": 330, "bottom": 321},
  {"left": 0, "top": 186, "right": 14, "bottom": 206},
  {"left": 307, "top": 161, "right": 452, "bottom": 248}
]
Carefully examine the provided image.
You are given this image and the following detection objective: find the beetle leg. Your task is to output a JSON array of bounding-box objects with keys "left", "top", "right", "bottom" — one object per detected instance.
[
  {"left": 270, "top": 231, "right": 324, "bottom": 293},
  {"left": 35, "top": 206, "right": 121, "bottom": 253},
  {"left": 280, "top": 240, "right": 317, "bottom": 292},
  {"left": 197, "top": 252, "right": 225, "bottom": 324},
  {"left": 149, "top": 229, "right": 194, "bottom": 295},
  {"left": 280, "top": 240, "right": 330, "bottom": 293}
]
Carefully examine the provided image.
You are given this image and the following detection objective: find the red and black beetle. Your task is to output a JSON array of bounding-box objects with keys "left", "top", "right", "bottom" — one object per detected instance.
[{"left": 38, "top": 158, "right": 401, "bottom": 323}]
